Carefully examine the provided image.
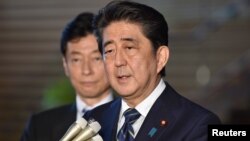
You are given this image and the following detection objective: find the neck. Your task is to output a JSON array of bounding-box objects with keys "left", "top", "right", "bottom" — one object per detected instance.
[
  {"left": 124, "top": 76, "right": 161, "bottom": 108},
  {"left": 79, "top": 89, "right": 111, "bottom": 107}
]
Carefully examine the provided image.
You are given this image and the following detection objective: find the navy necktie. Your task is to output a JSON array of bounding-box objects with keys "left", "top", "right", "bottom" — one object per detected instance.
[
  {"left": 82, "top": 108, "right": 89, "bottom": 116},
  {"left": 117, "top": 108, "right": 141, "bottom": 141}
]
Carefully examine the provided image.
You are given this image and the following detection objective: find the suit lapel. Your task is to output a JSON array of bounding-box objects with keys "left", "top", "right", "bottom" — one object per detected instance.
[
  {"left": 100, "top": 99, "right": 121, "bottom": 141},
  {"left": 52, "top": 104, "right": 77, "bottom": 140},
  {"left": 135, "top": 85, "right": 178, "bottom": 141}
]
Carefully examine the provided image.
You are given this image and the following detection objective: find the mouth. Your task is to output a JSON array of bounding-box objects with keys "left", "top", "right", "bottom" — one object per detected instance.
[
  {"left": 116, "top": 75, "right": 131, "bottom": 83},
  {"left": 81, "top": 81, "right": 96, "bottom": 86}
]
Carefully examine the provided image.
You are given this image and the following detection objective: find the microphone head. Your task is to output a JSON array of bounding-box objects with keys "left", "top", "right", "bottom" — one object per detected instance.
[
  {"left": 88, "top": 121, "right": 101, "bottom": 133},
  {"left": 76, "top": 118, "right": 88, "bottom": 128},
  {"left": 91, "top": 134, "right": 103, "bottom": 141},
  {"left": 86, "top": 134, "right": 103, "bottom": 141},
  {"left": 71, "top": 120, "right": 101, "bottom": 141},
  {"left": 59, "top": 118, "right": 88, "bottom": 141}
]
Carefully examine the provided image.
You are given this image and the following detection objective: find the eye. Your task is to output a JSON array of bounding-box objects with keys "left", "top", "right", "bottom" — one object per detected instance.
[
  {"left": 124, "top": 45, "right": 137, "bottom": 56},
  {"left": 104, "top": 49, "right": 114, "bottom": 54},
  {"left": 94, "top": 56, "right": 102, "bottom": 61},
  {"left": 72, "top": 58, "right": 80, "bottom": 62},
  {"left": 126, "top": 46, "right": 134, "bottom": 50},
  {"left": 95, "top": 57, "right": 101, "bottom": 60}
]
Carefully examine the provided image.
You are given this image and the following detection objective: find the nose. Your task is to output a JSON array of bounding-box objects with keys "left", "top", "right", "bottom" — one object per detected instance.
[
  {"left": 81, "top": 59, "right": 92, "bottom": 75},
  {"left": 114, "top": 49, "right": 127, "bottom": 67}
]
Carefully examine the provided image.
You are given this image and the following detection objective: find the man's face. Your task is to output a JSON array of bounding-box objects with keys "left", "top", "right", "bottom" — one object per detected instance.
[
  {"left": 102, "top": 21, "right": 168, "bottom": 105},
  {"left": 63, "top": 34, "right": 110, "bottom": 99}
]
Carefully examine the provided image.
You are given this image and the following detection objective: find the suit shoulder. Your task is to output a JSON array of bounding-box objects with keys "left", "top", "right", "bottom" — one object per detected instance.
[
  {"left": 164, "top": 83, "right": 220, "bottom": 122},
  {"left": 178, "top": 93, "right": 219, "bottom": 120},
  {"left": 31, "top": 104, "right": 75, "bottom": 120},
  {"left": 84, "top": 99, "right": 120, "bottom": 120},
  {"left": 92, "top": 100, "right": 116, "bottom": 114}
]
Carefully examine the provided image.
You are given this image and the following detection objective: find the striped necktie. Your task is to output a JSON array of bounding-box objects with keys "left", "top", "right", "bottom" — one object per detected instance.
[{"left": 117, "top": 108, "right": 141, "bottom": 141}]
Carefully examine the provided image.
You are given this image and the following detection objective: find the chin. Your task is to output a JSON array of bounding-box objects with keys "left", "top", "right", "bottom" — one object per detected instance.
[
  {"left": 79, "top": 91, "right": 98, "bottom": 97},
  {"left": 115, "top": 88, "right": 134, "bottom": 97}
]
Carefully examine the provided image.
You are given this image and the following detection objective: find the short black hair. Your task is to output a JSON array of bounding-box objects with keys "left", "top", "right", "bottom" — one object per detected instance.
[
  {"left": 93, "top": 0, "right": 168, "bottom": 76},
  {"left": 60, "top": 12, "right": 94, "bottom": 56}
]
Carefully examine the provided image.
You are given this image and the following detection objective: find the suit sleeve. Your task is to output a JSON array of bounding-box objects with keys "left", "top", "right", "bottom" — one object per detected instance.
[
  {"left": 20, "top": 115, "right": 37, "bottom": 141},
  {"left": 184, "top": 112, "right": 221, "bottom": 141}
]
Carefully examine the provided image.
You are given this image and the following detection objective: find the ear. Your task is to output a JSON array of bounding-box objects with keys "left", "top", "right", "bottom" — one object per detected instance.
[
  {"left": 156, "top": 46, "right": 169, "bottom": 74},
  {"left": 62, "top": 57, "right": 69, "bottom": 77}
]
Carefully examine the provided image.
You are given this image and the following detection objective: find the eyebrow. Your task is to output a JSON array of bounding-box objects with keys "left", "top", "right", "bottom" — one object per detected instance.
[
  {"left": 103, "top": 40, "right": 113, "bottom": 48},
  {"left": 70, "top": 51, "right": 81, "bottom": 55},
  {"left": 91, "top": 49, "right": 101, "bottom": 54},
  {"left": 103, "top": 37, "right": 137, "bottom": 48},
  {"left": 68, "top": 49, "right": 100, "bottom": 57},
  {"left": 120, "top": 37, "right": 136, "bottom": 42}
]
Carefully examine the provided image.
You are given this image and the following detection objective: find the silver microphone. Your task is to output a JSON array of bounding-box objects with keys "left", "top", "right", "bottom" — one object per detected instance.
[
  {"left": 87, "top": 134, "right": 103, "bottom": 141},
  {"left": 60, "top": 118, "right": 88, "bottom": 141},
  {"left": 72, "top": 119, "right": 101, "bottom": 141},
  {"left": 86, "top": 134, "right": 103, "bottom": 141}
]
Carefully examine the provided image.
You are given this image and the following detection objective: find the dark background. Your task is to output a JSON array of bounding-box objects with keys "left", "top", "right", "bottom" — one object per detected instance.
[{"left": 0, "top": 0, "right": 249, "bottom": 140}]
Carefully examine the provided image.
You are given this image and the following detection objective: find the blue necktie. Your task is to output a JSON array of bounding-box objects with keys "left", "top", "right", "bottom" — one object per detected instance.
[
  {"left": 117, "top": 108, "right": 141, "bottom": 141},
  {"left": 82, "top": 108, "right": 89, "bottom": 116}
]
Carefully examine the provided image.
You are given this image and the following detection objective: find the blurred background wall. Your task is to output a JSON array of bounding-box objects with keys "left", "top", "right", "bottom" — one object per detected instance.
[{"left": 0, "top": 0, "right": 249, "bottom": 140}]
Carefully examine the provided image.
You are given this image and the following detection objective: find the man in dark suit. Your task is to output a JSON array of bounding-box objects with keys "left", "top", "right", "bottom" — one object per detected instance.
[
  {"left": 20, "top": 12, "right": 114, "bottom": 141},
  {"left": 84, "top": 1, "right": 221, "bottom": 141}
]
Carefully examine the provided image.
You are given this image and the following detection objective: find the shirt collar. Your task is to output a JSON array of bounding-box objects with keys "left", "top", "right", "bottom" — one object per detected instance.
[
  {"left": 120, "top": 79, "right": 166, "bottom": 117},
  {"left": 76, "top": 93, "right": 113, "bottom": 113}
]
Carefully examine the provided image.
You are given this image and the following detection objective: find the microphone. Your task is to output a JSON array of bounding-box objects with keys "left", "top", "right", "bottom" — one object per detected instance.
[
  {"left": 72, "top": 119, "right": 101, "bottom": 141},
  {"left": 86, "top": 134, "right": 103, "bottom": 141},
  {"left": 60, "top": 118, "right": 88, "bottom": 141}
]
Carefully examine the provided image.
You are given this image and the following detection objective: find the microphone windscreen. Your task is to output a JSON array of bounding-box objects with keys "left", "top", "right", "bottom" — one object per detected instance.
[
  {"left": 88, "top": 121, "right": 101, "bottom": 133},
  {"left": 76, "top": 118, "right": 88, "bottom": 128},
  {"left": 86, "top": 134, "right": 103, "bottom": 141},
  {"left": 72, "top": 121, "right": 101, "bottom": 141},
  {"left": 59, "top": 118, "right": 88, "bottom": 141}
]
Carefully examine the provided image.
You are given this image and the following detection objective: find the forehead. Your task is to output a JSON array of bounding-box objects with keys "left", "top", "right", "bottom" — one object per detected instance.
[
  {"left": 102, "top": 21, "right": 146, "bottom": 44},
  {"left": 67, "top": 35, "right": 99, "bottom": 54}
]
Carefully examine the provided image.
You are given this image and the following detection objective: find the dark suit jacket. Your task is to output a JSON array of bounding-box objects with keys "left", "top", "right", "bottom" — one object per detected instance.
[
  {"left": 20, "top": 104, "right": 77, "bottom": 141},
  {"left": 84, "top": 82, "right": 221, "bottom": 141}
]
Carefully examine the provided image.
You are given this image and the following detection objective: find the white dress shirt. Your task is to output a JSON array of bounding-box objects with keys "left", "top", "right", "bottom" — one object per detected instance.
[
  {"left": 117, "top": 79, "right": 166, "bottom": 138},
  {"left": 76, "top": 93, "right": 113, "bottom": 120}
]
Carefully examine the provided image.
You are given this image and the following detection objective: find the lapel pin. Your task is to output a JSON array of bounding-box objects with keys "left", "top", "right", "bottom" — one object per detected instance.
[
  {"left": 160, "top": 119, "right": 168, "bottom": 127},
  {"left": 148, "top": 127, "right": 157, "bottom": 138}
]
